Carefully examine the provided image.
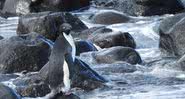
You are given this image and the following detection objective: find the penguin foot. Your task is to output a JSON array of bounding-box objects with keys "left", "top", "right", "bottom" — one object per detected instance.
[{"left": 64, "top": 91, "right": 72, "bottom": 96}]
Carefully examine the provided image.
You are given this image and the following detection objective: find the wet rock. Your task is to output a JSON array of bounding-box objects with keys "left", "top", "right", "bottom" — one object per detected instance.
[
  {"left": 159, "top": 13, "right": 185, "bottom": 57},
  {"left": 74, "top": 26, "right": 112, "bottom": 40},
  {"left": 75, "top": 40, "right": 97, "bottom": 56},
  {"left": 88, "top": 31, "right": 136, "bottom": 49},
  {"left": 173, "top": 54, "right": 185, "bottom": 71},
  {"left": 2, "top": 0, "right": 31, "bottom": 15},
  {"left": 2, "top": 0, "right": 90, "bottom": 15},
  {"left": 0, "top": 74, "right": 19, "bottom": 82},
  {"left": 0, "top": 83, "right": 20, "bottom": 99},
  {"left": 0, "top": 36, "right": 3, "bottom": 40},
  {"left": 40, "top": 58, "right": 107, "bottom": 91},
  {"left": 17, "top": 12, "right": 87, "bottom": 41},
  {"left": 0, "top": 0, "right": 5, "bottom": 9},
  {"left": 91, "top": 11, "right": 130, "bottom": 25},
  {"left": 92, "top": 0, "right": 184, "bottom": 16},
  {"left": 14, "top": 73, "right": 50, "bottom": 97},
  {"left": 30, "top": 0, "right": 90, "bottom": 12},
  {"left": 0, "top": 33, "right": 50, "bottom": 73},
  {"left": 178, "top": 0, "right": 185, "bottom": 8},
  {"left": 80, "top": 46, "right": 142, "bottom": 65},
  {"left": 0, "top": 10, "right": 17, "bottom": 18}
]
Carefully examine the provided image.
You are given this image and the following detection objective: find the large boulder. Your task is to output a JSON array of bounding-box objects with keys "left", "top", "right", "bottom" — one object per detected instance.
[
  {"left": 92, "top": 0, "right": 184, "bottom": 16},
  {"left": 2, "top": 0, "right": 31, "bottom": 15},
  {"left": 2, "top": 0, "right": 91, "bottom": 15},
  {"left": 13, "top": 73, "right": 50, "bottom": 97},
  {"left": 17, "top": 12, "right": 88, "bottom": 41},
  {"left": 0, "top": 33, "right": 50, "bottom": 73},
  {"left": 91, "top": 11, "right": 130, "bottom": 25},
  {"left": 80, "top": 46, "right": 142, "bottom": 65},
  {"left": 30, "top": 0, "right": 91, "bottom": 12},
  {"left": 73, "top": 26, "right": 112, "bottom": 40},
  {"left": 88, "top": 31, "right": 136, "bottom": 49},
  {"left": 159, "top": 13, "right": 185, "bottom": 57},
  {"left": 75, "top": 40, "right": 98, "bottom": 56},
  {"left": 0, "top": 83, "right": 20, "bottom": 99}
]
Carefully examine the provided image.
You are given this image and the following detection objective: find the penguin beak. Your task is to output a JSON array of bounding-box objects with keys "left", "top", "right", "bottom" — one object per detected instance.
[{"left": 63, "top": 32, "right": 76, "bottom": 62}]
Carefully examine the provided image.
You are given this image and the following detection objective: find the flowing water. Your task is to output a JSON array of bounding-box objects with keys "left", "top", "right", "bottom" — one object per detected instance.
[{"left": 1, "top": 7, "right": 185, "bottom": 99}]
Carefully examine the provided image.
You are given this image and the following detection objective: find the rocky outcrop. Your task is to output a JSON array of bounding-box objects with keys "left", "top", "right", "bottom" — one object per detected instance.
[
  {"left": 30, "top": 0, "right": 91, "bottom": 12},
  {"left": 91, "top": 11, "right": 130, "bottom": 25},
  {"left": 159, "top": 13, "right": 185, "bottom": 57},
  {"left": 80, "top": 46, "right": 142, "bottom": 65},
  {"left": 2, "top": 0, "right": 91, "bottom": 15},
  {"left": 0, "top": 33, "right": 50, "bottom": 73},
  {"left": 0, "top": 0, "right": 5, "bottom": 9},
  {"left": 92, "top": 0, "right": 184, "bottom": 16},
  {"left": 17, "top": 12, "right": 88, "bottom": 41},
  {"left": 14, "top": 73, "right": 50, "bottom": 97},
  {"left": 0, "top": 83, "right": 20, "bottom": 99},
  {"left": 88, "top": 31, "right": 136, "bottom": 49},
  {"left": 74, "top": 26, "right": 112, "bottom": 40},
  {"left": 2, "top": 0, "right": 31, "bottom": 15}
]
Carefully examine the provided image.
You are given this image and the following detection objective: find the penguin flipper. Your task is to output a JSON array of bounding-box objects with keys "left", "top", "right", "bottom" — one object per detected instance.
[{"left": 75, "top": 58, "right": 107, "bottom": 83}]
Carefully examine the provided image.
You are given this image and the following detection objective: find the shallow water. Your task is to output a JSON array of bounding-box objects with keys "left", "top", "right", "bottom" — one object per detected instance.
[{"left": 0, "top": 7, "right": 185, "bottom": 99}]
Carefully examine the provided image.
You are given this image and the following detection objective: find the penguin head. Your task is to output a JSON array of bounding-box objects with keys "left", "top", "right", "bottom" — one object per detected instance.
[
  {"left": 59, "top": 23, "right": 76, "bottom": 62},
  {"left": 59, "top": 23, "right": 72, "bottom": 35}
]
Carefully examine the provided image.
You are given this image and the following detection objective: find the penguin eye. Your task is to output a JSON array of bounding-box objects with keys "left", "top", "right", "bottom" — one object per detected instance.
[{"left": 63, "top": 27, "right": 66, "bottom": 29}]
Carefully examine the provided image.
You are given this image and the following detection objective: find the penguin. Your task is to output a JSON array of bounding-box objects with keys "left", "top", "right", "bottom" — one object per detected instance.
[{"left": 46, "top": 23, "right": 76, "bottom": 98}]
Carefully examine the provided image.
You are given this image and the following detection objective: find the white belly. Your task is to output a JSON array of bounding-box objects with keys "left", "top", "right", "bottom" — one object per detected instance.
[
  {"left": 62, "top": 59, "right": 71, "bottom": 92},
  {"left": 63, "top": 33, "right": 76, "bottom": 62}
]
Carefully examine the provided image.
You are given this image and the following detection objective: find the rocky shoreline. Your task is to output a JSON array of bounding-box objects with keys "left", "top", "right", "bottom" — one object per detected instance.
[{"left": 1, "top": 0, "right": 185, "bottom": 99}]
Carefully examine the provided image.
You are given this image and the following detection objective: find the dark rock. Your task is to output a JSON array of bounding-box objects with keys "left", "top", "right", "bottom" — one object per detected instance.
[
  {"left": 0, "top": 32, "right": 50, "bottom": 73},
  {"left": 88, "top": 31, "right": 136, "bottom": 49},
  {"left": 91, "top": 11, "right": 130, "bottom": 25},
  {"left": 159, "top": 13, "right": 185, "bottom": 57},
  {"left": 40, "top": 58, "right": 107, "bottom": 91},
  {"left": 75, "top": 40, "right": 98, "bottom": 56},
  {"left": 14, "top": 73, "right": 50, "bottom": 97},
  {"left": 92, "top": 0, "right": 184, "bottom": 16},
  {"left": 30, "top": 0, "right": 91, "bottom": 12},
  {"left": 74, "top": 26, "right": 112, "bottom": 40},
  {"left": 0, "top": 35, "right": 3, "bottom": 40},
  {"left": 80, "top": 46, "right": 142, "bottom": 65},
  {"left": 2, "top": 0, "right": 90, "bottom": 15},
  {"left": 0, "top": 0, "right": 6, "bottom": 9},
  {"left": 0, "top": 10, "right": 17, "bottom": 18},
  {"left": 17, "top": 12, "right": 88, "bottom": 41},
  {"left": 0, "top": 83, "right": 20, "bottom": 99}
]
